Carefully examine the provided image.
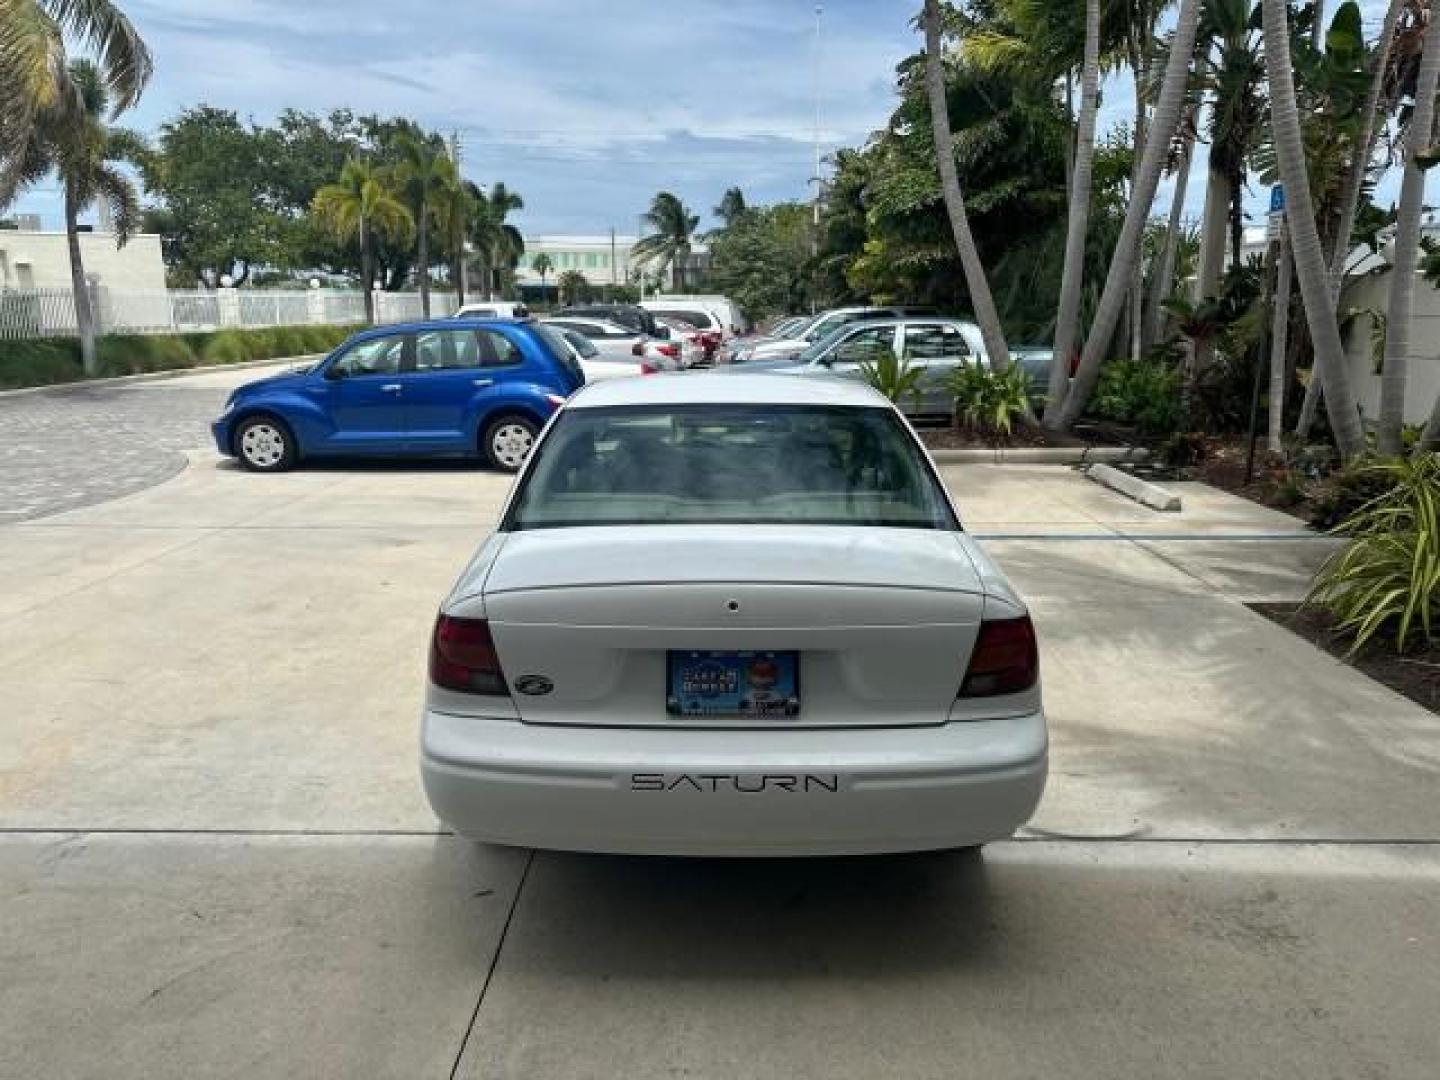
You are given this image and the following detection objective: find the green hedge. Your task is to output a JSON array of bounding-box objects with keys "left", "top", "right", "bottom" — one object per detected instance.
[{"left": 0, "top": 323, "right": 367, "bottom": 390}]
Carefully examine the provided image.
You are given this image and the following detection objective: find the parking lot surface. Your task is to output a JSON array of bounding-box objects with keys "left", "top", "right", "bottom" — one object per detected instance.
[{"left": 2, "top": 373, "right": 1437, "bottom": 1078}]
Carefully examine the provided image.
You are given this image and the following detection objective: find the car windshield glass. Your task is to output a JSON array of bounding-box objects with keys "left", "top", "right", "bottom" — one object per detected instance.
[{"left": 507, "top": 404, "right": 956, "bottom": 531}]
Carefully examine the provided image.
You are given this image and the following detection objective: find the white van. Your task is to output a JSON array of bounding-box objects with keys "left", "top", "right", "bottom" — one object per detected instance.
[
  {"left": 456, "top": 300, "right": 530, "bottom": 320},
  {"left": 641, "top": 296, "right": 747, "bottom": 338}
]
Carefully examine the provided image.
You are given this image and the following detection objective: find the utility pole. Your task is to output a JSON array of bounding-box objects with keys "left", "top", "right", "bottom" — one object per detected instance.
[
  {"left": 610, "top": 226, "right": 618, "bottom": 303},
  {"left": 449, "top": 130, "right": 470, "bottom": 301}
]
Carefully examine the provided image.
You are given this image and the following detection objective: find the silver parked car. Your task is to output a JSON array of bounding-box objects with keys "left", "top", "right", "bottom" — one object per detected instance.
[{"left": 732, "top": 317, "right": 1054, "bottom": 417}]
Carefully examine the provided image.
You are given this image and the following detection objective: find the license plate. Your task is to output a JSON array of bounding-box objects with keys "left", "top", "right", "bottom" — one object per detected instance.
[{"left": 666, "top": 651, "right": 800, "bottom": 718}]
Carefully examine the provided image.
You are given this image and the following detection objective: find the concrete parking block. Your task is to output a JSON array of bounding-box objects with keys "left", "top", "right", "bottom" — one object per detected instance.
[
  {"left": 454, "top": 842, "right": 1440, "bottom": 1080},
  {"left": 0, "top": 833, "right": 525, "bottom": 1080},
  {"left": 1086, "top": 462, "right": 1183, "bottom": 511}
]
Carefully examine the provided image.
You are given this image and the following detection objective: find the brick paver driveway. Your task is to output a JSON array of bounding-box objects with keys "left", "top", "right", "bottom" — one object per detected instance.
[{"left": 0, "top": 363, "right": 294, "bottom": 523}]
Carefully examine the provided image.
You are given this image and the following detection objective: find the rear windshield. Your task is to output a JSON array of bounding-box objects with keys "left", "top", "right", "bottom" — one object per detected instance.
[
  {"left": 661, "top": 310, "right": 717, "bottom": 329},
  {"left": 533, "top": 325, "right": 586, "bottom": 384},
  {"left": 505, "top": 404, "right": 956, "bottom": 531}
]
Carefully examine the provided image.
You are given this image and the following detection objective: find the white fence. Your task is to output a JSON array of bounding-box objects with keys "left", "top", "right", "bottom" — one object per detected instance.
[{"left": 0, "top": 287, "right": 459, "bottom": 340}]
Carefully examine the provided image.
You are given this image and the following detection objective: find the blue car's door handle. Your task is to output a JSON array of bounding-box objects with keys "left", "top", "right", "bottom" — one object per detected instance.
[
  {"left": 472, "top": 378, "right": 494, "bottom": 388},
  {"left": 380, "top": 384, "right": 403, "bottom": 393}
]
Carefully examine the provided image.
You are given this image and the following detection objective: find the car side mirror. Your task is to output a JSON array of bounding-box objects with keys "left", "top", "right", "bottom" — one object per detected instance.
[{"left": 324, "top": 364, "right": 347, "bottom": 381}]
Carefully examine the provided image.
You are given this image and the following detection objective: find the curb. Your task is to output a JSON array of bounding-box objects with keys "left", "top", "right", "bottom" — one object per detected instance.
[
  {"left": 930, "top": 446, "right": 1150, "bottom": 465},
  {"left": 1085, "top": 462, "right": 1182, "bottom": 512},
  {"left": 0, "top": 354, "right": 322, "bottom": 399}
]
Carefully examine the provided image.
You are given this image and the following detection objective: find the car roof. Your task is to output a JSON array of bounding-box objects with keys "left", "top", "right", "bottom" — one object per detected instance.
[
  {"left": 352, "top": 318, "right": 532, "bottom": 335},
  {"left": 569, "top": 372, "right": 891, "bottom": 409},
  {"left": 542, "top": 316, "right": 633, "bottom": 334}
]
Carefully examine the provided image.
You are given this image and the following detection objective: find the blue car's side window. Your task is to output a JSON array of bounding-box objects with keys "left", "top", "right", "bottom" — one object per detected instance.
[
  {"left": 413, "top": 329, "right": 524, "bottom": 373},
  {"left": 333, "top": 335, "right": 406, "bottom": 377}
]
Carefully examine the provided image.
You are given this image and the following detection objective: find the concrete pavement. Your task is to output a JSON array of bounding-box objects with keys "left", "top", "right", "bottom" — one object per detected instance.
[{"left": 0, "top": 404, "right": 1437, "bottom": 1076}]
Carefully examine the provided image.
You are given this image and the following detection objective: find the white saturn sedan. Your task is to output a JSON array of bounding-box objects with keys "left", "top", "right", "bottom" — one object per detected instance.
[{"left": 420, "top": 373, "right": 1047, "bottom": 856}]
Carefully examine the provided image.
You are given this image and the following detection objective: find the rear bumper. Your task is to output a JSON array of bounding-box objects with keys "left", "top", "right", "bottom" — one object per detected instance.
[{"left": 420, "top": 710, "right": 1047, "bottom": 856}]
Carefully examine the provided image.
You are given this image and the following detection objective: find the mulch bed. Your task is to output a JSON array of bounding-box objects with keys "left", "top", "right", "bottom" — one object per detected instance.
[
  {"left": 1250, "top": 602, "right": 1440, "bottom": 715},
  {"left": 1196, "top": 436, "right": 1313, "bottom": 521}
]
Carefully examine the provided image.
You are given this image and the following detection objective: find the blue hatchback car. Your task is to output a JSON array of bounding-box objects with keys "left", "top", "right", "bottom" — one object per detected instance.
[{"left": 212, "top": 319, "right": 584, "bottom": 472}]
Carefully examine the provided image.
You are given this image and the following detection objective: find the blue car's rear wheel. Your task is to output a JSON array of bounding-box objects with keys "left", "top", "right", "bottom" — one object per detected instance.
[
  {"left": 482, "top": 414, "right": 538, "bottom": 472},
  {"left": 235, "top": 415, "right": 297, "bottom": 473}
]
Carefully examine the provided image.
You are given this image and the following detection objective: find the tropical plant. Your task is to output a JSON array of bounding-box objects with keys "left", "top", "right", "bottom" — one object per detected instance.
[
  {"left": 948, "top": 362, "right": 1032, "bottom": 436},
  {"left": 310, "top": 158, "right": 413, "bottom": 324},
  {"left": 857, "top": 347, "right": 924, "bottom": 406},
  {"left": 1092, "top": 357, "right": 1184, "bottom": 435},
  {"left": 1055, "top": 0, "right": 1202, "bottom": 430},
  {"left": 632, "top": 192, "right": 700, "bottom": 292},
  {"left": 0, "top": 0, "right": 152, "bottom": 198},
  {"left": 392, "top": 131, "right": 455, "bottom": 317},
  {"left": 530, "top": 252, "right": 553, "bottom": 302},
  {"left": 1308, "top": 455, "right": 1440, "bottom": 653},
  {"left": 1261, "top": 0, "right": 1366, "bottom": 459},
  {"left": 4, "top": 59, "right": 144, "bottom": 375},
  {"left": 922, "top": 0, "right": 1013, "bottom": 375}
]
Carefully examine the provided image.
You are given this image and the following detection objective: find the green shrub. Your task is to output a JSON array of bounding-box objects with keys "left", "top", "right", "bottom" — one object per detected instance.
[
  {"left": 857, "top": 348, "right": 923, "bottom": 405},
  {"left": 1308, "top": 455, "right": 1440, "bottom": 653},
  {"left": 96, "top": 334, "right": 197, "bottom": 376},
  {"left": 947, "top": 363, "right": 1031, "bottom": 436},
  {"left": 1, "top": 323, "right": 365, "bottom": 390},
  {"left": 1308, "top": 458, "right": 1395, "bottom": 530},
  {"left": 199, "top": 330, "right": 251, "bottom": 366},
  {"left": 0, "top": 339, "right": 84, "bottom": 388},
  {"left": 1093, "top": 358, "right": 1183, "bottom": 435}
]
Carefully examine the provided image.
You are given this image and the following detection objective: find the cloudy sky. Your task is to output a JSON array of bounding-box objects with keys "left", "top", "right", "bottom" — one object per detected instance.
[{"left": 11, "top": 0, "right": 1402, "bottom": 237}]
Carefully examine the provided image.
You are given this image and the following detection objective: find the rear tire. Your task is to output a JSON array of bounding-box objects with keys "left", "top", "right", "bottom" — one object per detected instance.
[
  {"left": 234, "top": 415, "right": 297, "bottom": 473},
  {"left": 482, "top": 414, "right": 539, "bottom": 472}
]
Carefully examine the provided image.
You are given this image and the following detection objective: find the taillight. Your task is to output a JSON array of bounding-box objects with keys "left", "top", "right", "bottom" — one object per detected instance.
[
  {"left": 430, "top": 615, "right": 508, "bottom": 695},
  {"left": 959, "top": 615, "right": 1038, "bottom": 697},
  {"left": 658, "top": 343, "right": 679, "bottom": 357}
]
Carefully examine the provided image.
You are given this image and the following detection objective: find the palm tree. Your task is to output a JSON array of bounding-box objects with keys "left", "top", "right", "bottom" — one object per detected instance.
[
  {"left": 5, "top": 60, "right": 143, "bottom": 375},
  {"left": 436, "top": 176, "right": 480, "bottom": 307},
  {"left": 714, "top": 186, "right": 748, "bottom": 229},
  {"left": 0, "top": 0, "right": 152, "bottom": 200},
  {"left": 1297, "top": 0, "right": 1405, "bottom": 437},
  {"left": 922, "top": 0, "right": 1013, "bottom": 375},
  {"left": 1055, "top": 0, "right": 1203, "bottom": 429},
  {"left": 557, "top": 269, "right": 588, "bottom": 306},
  {"left": 1267, "top": 238, "right": 1292, "bottom": 453},
  {"left": 530, "top": 252, "right": 553, "bottom": 303},
  {"left": 470, "top": 182, "right": 525, "bottom": 299},
  {"left": 311, "top": 159, "right": 413, "bottom": 325},
  {"left": 1261, "top": 0, "right": 1365, "bottom": 459},
  {"left": 633, "top": 192, "right": 700, "bottom": 292},
  {"left": 393, "top": 132, "right": 455, "bottom": 317},
  {"left": 1144, "top": 106, "right": 1199, "bottom": 352},
  {"left": 1377, "top": 4, "right": 1440, "bottom": 455},
  {"left": 1045, "top": 0, "right": 1101, "bottom": 422},
  {"left": 1189, "top": 0, "right": 1267, "bottom": 388}
]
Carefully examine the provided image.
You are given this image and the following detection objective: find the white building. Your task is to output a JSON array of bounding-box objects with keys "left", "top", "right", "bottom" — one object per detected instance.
[
  {"left": 514, "top": 233, "right": 710, "bottom": 293},
  {"left": 0, "top": 228, "right": 167, "bottom": 292}
]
